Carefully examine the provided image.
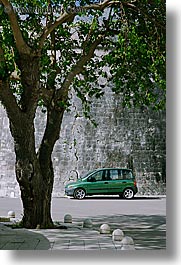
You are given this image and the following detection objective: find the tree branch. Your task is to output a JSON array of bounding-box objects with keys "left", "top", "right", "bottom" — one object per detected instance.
[
  {"left": 83, "top": 0, "right": 121, "bottom": 11},
  {"left": 0, "top": 79, "right": 22, "bottom": 128},
  {"left": 38, "top": 36, "right": 103, "bottom": 157},
  {"left": 55, "top": 35, "right": 103, "bottom": 102},
  {"left": 122, "top": 1, "right": 166, "bottom": 30},
  {"left": 0, "top": 45, "right": 22, "bottom": 123},
  {"left": 10, "top": 70, "right": 21, "bottom": 81},
  {"left": 1, "top": 0, "right": 31, "bottom": 54},
  {"left": 38, "top": 12, "right": 75, "bottom": 50},
  {"left": 38, "top": 0, "right": 120, "bottom": 50},
  {"left": 37, "top": 22, "right": 104, "bottom": 161}
]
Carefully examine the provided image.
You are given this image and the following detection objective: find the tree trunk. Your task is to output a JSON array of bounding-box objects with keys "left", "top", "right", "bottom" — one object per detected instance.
[
  {"left": 9, "top": 112, "right": 52, "bottom": 228},
  {"left": 1, "top": 50, "right": 68, "bottom": 228},
  {"left": 16, "top": 156, "right": 54, "bottom": 229},
  {"left": 10, "top": 105, "right": 65, "bottom": 228}
]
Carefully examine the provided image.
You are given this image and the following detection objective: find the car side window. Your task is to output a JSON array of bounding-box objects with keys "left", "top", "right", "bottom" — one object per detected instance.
[
  {"left": 109, "top": 169, "right": 120, "bottom": 180},
  {"left": 91, "top": 170, "right": 103, "bottom": 181},
  {"left": 101, "top": 170, "right": 111, "bottom": 181}
]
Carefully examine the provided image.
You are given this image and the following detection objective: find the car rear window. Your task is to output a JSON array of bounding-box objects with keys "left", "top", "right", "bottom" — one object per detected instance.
[{"left": 121, "top": 170, "right": 133, "bottom": 179}]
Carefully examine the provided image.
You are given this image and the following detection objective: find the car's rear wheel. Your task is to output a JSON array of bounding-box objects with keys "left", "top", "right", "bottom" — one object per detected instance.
[
  {"left": 123, "top": 188, "right": 134, "bottom": 199},
  {"left": 73, "top": 188, "right": 86, "bottom": 200}
]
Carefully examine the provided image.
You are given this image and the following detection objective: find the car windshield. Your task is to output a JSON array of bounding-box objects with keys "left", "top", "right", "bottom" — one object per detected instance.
[{"left": 79, "top": 170, "right": 97, "bottom": 179}]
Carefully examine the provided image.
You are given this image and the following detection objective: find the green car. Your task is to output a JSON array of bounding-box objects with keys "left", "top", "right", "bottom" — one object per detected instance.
[{"left": 65, "top": 168, "right": 138, "bottom": 200}]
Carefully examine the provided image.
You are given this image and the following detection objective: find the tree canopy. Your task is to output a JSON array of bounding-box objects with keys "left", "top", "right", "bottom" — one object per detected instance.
[{"left": 0, "top": 0, "right": 166, "bottom": 113}]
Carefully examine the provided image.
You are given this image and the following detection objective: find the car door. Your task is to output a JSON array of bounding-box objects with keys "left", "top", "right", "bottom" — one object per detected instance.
[
  {"left": 121, "top": 169, "right": 135, "bottom": 189},
  {"left": 103, "top": 169, "right": 121, "bottom": 194},
  {"left": 107, "top": 169, "right": 134, "bottom": 194},
  {"left": 86, "top": 169, "right": 109, "bottom": 195}
]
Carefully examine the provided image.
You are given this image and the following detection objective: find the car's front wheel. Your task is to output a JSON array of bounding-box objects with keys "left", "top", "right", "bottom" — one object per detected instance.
[
  {"left": 73, "top": 188, "right": 86, "bottom": 200},
  {"left": 123, "top": 188, "right": 134, "bottom": 199}
]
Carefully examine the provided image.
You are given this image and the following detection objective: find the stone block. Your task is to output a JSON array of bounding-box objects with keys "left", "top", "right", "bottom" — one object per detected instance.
[
  {"left": 112, "top": 229, "right": 124, "bottom": 241},
  {"left": 64, "top": 214, "right": 72, "bottom": 223},
  {"left": 7, "top": 211, "right": 15, "bottom": 218},
  {"left": 100, "top": 224, "right": 111, "bottom": 234},
  {"left": 121, "top": 236, "right": 135, "bottom": 250},
  {"left": 83, "top": 219, "right": 93, "bottom": 228}
]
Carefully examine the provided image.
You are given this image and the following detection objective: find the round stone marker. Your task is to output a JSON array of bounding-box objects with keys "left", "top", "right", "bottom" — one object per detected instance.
[
  {"left": 83, "top": 218, "right": 93, "bottom": 228},
  {"left": 112, "top": 229, "right": 124, "bottom": 241},
  {"left": 100, "top": 223, "right": 111, "bottom": 234},
  {"left": 121, "top": 236, "right": 135, "bottom": 250},
  {"left": 64, "top": 214, "right": 72, "bottom": 223},
  {"left": 7, "top": 211, "right": 15, "bottom": 218}
]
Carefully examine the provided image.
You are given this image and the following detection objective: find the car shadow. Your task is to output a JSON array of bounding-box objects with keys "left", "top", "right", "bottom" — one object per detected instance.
[{"left": 70, "top": 196, "right": 162, "bottom": 200}]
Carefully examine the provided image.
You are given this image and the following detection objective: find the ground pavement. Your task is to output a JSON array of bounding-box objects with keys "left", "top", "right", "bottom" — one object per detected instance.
[{"left": 0, "top": 214, "right": 166, "bottom": 251}]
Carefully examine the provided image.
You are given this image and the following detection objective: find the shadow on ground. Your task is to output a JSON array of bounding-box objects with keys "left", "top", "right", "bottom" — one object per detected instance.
[
  {"left": 71, "top": 196, "right": 162, "bottom": 200},
  {"left": 73, "top": 214, "right": 166, "bottom": 250}
]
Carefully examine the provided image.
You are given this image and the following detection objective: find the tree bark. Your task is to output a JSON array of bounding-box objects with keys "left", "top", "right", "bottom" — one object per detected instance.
[
  {"left": 8, "top": 101, "right": 65, "bottom": 228},
  {"left": 8, "top": 112, "right": 50, "bottom": 228},
  {"left": 0, "top": 52, "right": 57, "bottom": 228},
  {"left": 15, "top": 155, "right": 54, "bottom": 229}
]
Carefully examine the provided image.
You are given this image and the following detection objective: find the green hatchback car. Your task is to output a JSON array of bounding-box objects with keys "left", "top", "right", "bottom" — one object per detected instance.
[{"left": 65, "top": 168, "right": 138, "bottom": 200}]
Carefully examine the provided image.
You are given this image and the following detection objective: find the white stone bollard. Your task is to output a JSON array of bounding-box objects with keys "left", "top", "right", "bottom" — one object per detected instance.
[
  {"left": 121, "top": 236, "right": 135, "bottom": 250},
  {"left": 112, "top": 229, "right": 124, "bottom": 241},
  {"left": 64, "top": 214, "right": 72, "bottom": 223},
  {"left": 83, "top": 218, "right": 93, "bottom": 228},
  {"left": 100, "top": 224, "right": 111, "bottom": 234},
  {"left": 7, "top": 211, "right": 15, "bottom": 218}
]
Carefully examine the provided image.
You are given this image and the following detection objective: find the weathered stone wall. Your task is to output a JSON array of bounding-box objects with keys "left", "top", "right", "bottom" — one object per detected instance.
[
  {"left": 0, "top": 88, "right": 166, "bottom": 197},
  {"left": 0, "top": 106, "right": 17, "bottom": 197}
]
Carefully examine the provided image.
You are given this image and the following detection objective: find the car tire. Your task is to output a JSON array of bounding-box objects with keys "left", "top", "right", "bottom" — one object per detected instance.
[
  {"left": 73, "top": 188, "right": 86, "bottom": 200},
  {"left": 123, "top": 188, "right": 134, "bottom": 199}
]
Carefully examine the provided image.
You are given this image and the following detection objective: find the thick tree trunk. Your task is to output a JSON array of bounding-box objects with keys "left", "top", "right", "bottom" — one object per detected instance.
[
  {"left": 16, "top": 156, "right": 54, "bottom": 228},
  {"left": 10, "top": 105, "right": 65, "bottom": 228},
  {"left": 10, "top": 113, "right": 53, "bottom": 228},
  {"left": 6, "top": 54, "right": 57, "bottom": 228},
  {"left": 1, "top": 51, "right": 70, "bottom": 228}
]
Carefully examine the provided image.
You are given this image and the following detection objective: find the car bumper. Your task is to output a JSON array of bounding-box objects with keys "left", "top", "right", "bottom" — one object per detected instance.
[{"left": 65, "top": 188, "right": 74, "bottom": 196}]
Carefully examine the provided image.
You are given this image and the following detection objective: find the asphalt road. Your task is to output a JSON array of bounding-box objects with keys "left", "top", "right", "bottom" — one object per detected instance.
[{"left": 0, "top": 196, "right": 166, "bottom": 220}]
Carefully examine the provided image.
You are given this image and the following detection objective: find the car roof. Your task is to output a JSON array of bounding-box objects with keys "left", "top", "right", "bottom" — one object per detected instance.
[{"left": 93, "top": 168, "right": 132, "bottom": 171}]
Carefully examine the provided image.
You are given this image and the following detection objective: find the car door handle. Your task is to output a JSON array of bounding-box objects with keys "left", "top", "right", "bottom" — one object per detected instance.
[
  {"left": 122, "top": 181, "right": 127, "bottom": 183},
  {"left": 104, "top": 182, "right": 109, "bottom": 184}
]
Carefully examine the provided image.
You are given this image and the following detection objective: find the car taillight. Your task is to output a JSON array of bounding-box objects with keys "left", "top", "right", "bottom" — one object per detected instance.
[{"left": 134, "top": 180, "right": 137, "bottom": 187}]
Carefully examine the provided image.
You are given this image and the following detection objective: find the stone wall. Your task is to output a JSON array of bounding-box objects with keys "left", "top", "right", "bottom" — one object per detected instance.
[
  {"left": 0, "top": 88, "right": 166, "bottom": 197},
  {"left": 0, "top": 106, "right": 17, "bottom": 197}
]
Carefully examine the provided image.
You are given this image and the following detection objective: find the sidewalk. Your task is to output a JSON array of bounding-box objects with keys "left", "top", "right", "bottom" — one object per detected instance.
[
  {"left": 0, "top": 222, "right": 123, "bottom": 250},
  {"left": 0, "top": 214, "right": 166, "bottom": 250},
  {"left": 0, "top": 223, "right": 50, "bottom": 250}
]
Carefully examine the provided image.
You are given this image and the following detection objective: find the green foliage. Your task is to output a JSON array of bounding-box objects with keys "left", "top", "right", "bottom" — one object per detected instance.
[
  {"left": 106, "top": 25, "right": 166, "bottom": 109},
  {"left": 103, "top": 0, "right": 166, "bottom": 110},
  {"left": 0, "top": 0, "right": 166, "bottom": 111}
]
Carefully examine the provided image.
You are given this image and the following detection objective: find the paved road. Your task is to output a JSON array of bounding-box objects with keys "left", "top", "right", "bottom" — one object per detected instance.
[
  {"left": 0, "top": 196, "right": 166, "bottom": 220},
  {"left": 52, "top": 196, "right": 166, "bottom": 220}
]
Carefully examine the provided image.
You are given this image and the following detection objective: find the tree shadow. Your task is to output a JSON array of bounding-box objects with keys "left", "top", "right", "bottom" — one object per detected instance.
[{"left": 73, "top": 214, "right": 166, "bottom": 250}]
